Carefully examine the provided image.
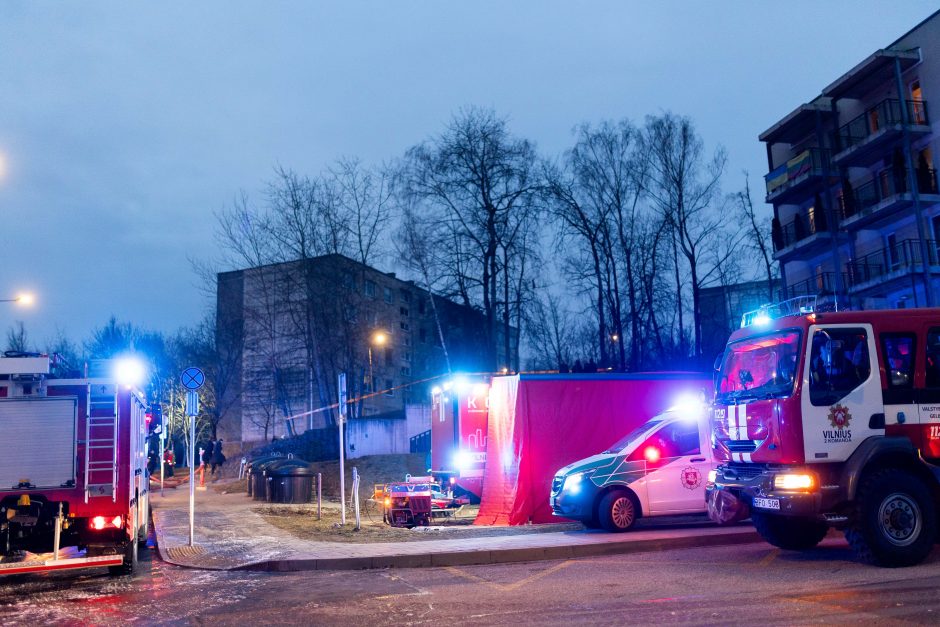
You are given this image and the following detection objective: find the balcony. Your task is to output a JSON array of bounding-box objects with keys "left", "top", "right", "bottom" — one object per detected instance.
[
  {"left": 785, "top": 272, "right": 846, "bottom": 297},
  {"left": 772, "top": 211, "right": 832, "bottom": 260},
  {"left": 846, "top": 239, "right": 940, "bottom": 294},
  {"left": 838, "top": 167, "right": 940, "bottom": 230},
  {"left": 832, "top": 98, "right": 930, "bottom": 167},
  {"left": 765, "top": 148, "right": 832, "bottom": 204}
]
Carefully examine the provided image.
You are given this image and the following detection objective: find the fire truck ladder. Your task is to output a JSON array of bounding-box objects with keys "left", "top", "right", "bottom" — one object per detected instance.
[{"left": 85, "top": 384, "right": 118, "bottom": 503}]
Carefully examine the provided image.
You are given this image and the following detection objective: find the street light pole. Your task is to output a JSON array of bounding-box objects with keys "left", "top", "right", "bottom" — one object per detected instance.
[{"left": 0, "top": 294, "right": 34, "bottom": 305}]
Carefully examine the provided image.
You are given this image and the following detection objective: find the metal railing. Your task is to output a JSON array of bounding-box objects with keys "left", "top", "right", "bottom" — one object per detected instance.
[
  {"left": 773, "top": 210, "right": 828, "bottom": 251},
  {"left": 846, "top": 239, "right": 940, "bottom": 287},
  {"left": 834, "top": 98, "right": 929, "bottom": 151},
  {"left": 785, "top": 272, "right": 846, "bottom": 298},
  {"left": 839, "top": 168, "right": 939, "bottom": 221}
]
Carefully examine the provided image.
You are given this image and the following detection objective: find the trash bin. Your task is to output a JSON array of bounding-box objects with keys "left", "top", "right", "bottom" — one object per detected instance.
[
  {"left": 246, "top": 455, "right": 281, "bottom": 498},
  {"left": 268, "top": 459, "right": 316, "bottom": 504},
  {"left": 252, "top": 458, "right": 285, "bottom": 502}
]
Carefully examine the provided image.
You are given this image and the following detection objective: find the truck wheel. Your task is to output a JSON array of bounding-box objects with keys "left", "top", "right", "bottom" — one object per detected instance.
[
  {"left": 108, "top": 537, "right": 138, "bottom": 576},
  {"left": 138, "top": 502, "right": 150, "bottom": 547},
  {"left": 845, "top": 469, "right": 936, "bottom": 567},
  {"left": 752, "top": 512, "right": 828, "bottom": 550},
  {"left": 598, "top": 490, "right": 638, "bottom": 532}
]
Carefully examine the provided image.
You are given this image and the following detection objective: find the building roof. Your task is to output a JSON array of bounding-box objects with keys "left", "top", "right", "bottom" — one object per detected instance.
[
  {"left": 759, "top": 99, "right": 832, "bottom": 144},
  {"left": 821, "top": 48, "right": 921, "bottom": 99}
]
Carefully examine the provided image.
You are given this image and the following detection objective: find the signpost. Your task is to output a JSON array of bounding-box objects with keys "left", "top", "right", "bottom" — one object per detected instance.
[
  {"left": 181, "top": 367, "right": 204, "bottom": 547},
  {"left": 338, "top": 373, "right": 347, "bottom": 526}
]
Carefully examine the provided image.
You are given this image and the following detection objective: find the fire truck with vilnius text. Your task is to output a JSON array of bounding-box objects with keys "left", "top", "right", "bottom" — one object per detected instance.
[
  {"left": 706, "top": 299, "right": 940, "bottom": 567},
  {"left": 0, "top": 353, "right": 150, "bottom": 576}
]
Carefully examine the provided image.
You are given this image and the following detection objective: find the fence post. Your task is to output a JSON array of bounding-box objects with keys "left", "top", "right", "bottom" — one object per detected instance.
[
  {"left": 316, "top": 473, "right": 322, "bottom": 521},
  {"left": 352, "top": 467, "right": 361, "bottom": 531}
]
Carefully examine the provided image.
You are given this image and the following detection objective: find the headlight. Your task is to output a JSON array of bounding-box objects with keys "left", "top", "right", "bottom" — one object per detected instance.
[
  {"left": 707, "top": 469, "right": 718, "bottom": 484},
  {"left": 563, "top": 471, "right": 591, "bottom": 494},
  {"left": 773, "top": 473, "right": 815, "bottom": 491}
]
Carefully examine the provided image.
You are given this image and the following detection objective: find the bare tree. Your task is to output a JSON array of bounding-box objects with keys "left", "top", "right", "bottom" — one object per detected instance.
[
  {"left": 396, "top": 107, "right": 539, "bottom": 370},
  {"left": 5, "top": 321, "right": 30, "bottom": 353},
  {"left": 735, "top": 172, "right": 777, "bottom": 301},
  {"left": 643, "top": 113, "right": 729, "bottom": 363},
  {"left": 525, "top": 291, "right": 576, "bottom": 370},
  {"left": 330, "top": 157, "right": 394, "bottom": 266}
]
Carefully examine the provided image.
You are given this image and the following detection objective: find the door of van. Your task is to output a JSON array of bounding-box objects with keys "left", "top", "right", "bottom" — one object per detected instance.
[{"left": 639, "top": 419, "right": 711, "bottom": 514}]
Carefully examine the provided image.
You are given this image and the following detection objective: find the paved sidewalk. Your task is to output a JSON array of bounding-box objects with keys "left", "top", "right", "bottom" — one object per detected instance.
[{"left": 150, "top": 480, "right": 761, "bottom": 572}]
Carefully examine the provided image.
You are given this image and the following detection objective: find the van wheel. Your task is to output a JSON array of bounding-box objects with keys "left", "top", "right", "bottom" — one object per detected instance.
[
  {"left": 845, "top": 469, "right": 936, "bottom": 567},
  {"left": 752, "top": 512, "right": 828, "bottom": 550},
  {"left": 598, "top": 490, "right": 637, "bottom": 532}
]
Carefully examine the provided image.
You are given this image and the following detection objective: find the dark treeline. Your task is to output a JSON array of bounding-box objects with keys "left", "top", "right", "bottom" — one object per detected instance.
[{"left": 5, "top": 107, "right": 777, "bottom": 440}]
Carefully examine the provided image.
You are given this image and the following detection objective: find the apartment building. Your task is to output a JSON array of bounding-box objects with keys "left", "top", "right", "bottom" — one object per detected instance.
[
  {"left": 763, "top": 10, "right": 940, "bottom": 310},
  {"left": 216, "top": 253, "right": 514, "bottom": 443}
]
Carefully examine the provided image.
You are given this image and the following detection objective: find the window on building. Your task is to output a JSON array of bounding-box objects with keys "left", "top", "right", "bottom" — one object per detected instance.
[
  {"left": 808, "top": 328, "right": 870, "bottom": 406},
  {"left": 364, "top": 280, "right": 376, "bottom": 298},
  {"left": 403, "top": 351, "right": 412, "bottom": 362},
  {"left": 400, "top": 322, "right": 410, "bottom": 331},
  {"left": 385, "top": 379, "right": 394, "bottom": 396},
  {"left": 400, "top": 366, "right": 411, "bottom": 377},
  {"left": 926, "top": 328, "right": 940, "bottom": 388},
  {"left": 384, "top": 347, "right": 393, "bottom": 365},
  {"left": 880, "top": 333, "right": 916, "bottom": 389},
  {"left": 911, "top": 80, "right": 926, "bottom": 124},
  {"left": 886, "top": 233, "right": 899, "bottom": 269},
  {"left": 419, "top": 328, "right": 427, "bottom": 343},
  {"left": 400, "top": 289, "right": 411, "bottom": 303},
  {"left": 400, "top": 306, "right": 409, "bottom": 317},
  {"left": 383, "top": 287, "right": 393, "bottom": 304},
  {"left": 343, "top": 272, "right": 356, "bottom": 290},
  {"left": 918, "top": 147, "right": 936, "bottom": 195},
  {"left": 418, "top": 298, "right": 426, "bottom": 315}
]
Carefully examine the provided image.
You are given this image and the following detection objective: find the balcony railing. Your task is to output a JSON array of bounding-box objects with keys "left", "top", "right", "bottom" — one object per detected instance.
[
  {"left": 772, "top": 210, "right": 829, "bottom": 252},
  {"left": 838, "top": 168, "right": 939, "bottom": 221},
  {"left": 786, "top": 272, "right": 845, "bottom": 298},
  {"left": 833, "top": 98, "right": 929, "bottom": 152},
  {"left": 846, "top": 239, "right": 940, "bottom": 288},
  {"left": 764, "top": 147, "right": 831, "bottom": 197}
]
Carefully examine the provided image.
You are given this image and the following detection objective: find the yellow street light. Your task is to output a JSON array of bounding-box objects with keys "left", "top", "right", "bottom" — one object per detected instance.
[
  {"left": 2, "top": 293, "right": 34, "bottom": 306},
  {"left": 372, "top": 331, "right": 388, "bottom": 346}
]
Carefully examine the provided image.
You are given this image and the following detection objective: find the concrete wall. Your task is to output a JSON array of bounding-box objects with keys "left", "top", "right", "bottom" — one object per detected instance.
[
  {"left": 406, "top": 404, "right": 431, "bottom": 439},
  {"left": 346, "top": 418, "right": 408, "bottom": 459}
]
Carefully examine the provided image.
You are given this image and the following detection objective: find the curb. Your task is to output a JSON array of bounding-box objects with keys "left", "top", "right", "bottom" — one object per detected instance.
[
  {"left": 153, "top": 506, "right": 763, "bottom": 572},
  {"left": 239, "top": 527, "right": 762, "bottom": 572}
]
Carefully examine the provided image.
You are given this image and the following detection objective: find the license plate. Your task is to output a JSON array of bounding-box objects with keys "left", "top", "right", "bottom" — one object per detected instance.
[{"left": 753, "top": 497, "right": 780, "bottom": 510}]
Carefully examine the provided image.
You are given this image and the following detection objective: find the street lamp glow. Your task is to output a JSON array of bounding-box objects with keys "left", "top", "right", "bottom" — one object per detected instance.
[
  {"left": 16, "top": 293, "right": 34, "bottom": 306},
  {"left": 372, "top": 331, "right": 388, "bottom": 346}
]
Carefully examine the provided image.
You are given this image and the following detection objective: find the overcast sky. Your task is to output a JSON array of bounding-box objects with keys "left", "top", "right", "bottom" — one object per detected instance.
[{"left": 1, "top": 1, "right": 937, "bottom": 347}]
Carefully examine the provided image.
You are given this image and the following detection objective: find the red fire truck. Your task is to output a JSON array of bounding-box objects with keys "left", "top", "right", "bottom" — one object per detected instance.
[
  {"left": 0, "top": 354, "right": 150, "bottom": 576},
  {"left": 706, "top": 299, "right": 940, "bottom": 566}
]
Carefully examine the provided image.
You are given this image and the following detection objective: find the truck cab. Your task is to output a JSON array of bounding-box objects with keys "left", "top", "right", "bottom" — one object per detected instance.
[
  {"left": 706, "top": 299, "right": 940, "bottom": 566},
  {"left": 551, "top": 402, "right": 714, "bottom": 532}
]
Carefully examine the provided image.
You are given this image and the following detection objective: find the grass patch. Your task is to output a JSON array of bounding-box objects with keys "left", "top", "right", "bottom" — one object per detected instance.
[{"left": 254, "top": 503, "right": 581, "bottom": 543}]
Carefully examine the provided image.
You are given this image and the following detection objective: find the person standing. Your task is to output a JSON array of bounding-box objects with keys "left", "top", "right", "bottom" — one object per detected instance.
[{"left": 210, "top": 439, "right": 227, "bottom": 479}]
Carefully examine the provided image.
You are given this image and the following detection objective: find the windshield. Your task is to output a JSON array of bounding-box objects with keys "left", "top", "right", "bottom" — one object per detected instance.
[
  {"left": 604, "top": 419, "right": 665, "bottom": 454},
  {"left": 715, "top": 330, "right": 801, "bottom": 403}
]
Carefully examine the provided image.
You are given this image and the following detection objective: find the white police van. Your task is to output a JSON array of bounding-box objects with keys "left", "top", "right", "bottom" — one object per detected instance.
[{"left": 550, "top": 403, "right": 715, "bottom": 531}]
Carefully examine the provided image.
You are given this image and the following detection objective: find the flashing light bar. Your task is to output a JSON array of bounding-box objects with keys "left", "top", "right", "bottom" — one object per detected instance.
[{"left": 741, "top": 296, "right": 818, "bottom": 328}]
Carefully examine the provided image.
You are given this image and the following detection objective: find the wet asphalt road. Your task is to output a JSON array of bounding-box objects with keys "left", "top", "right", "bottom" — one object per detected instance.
[{"left": 2, "top": 535, "right": 940, "bottom": 625}]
